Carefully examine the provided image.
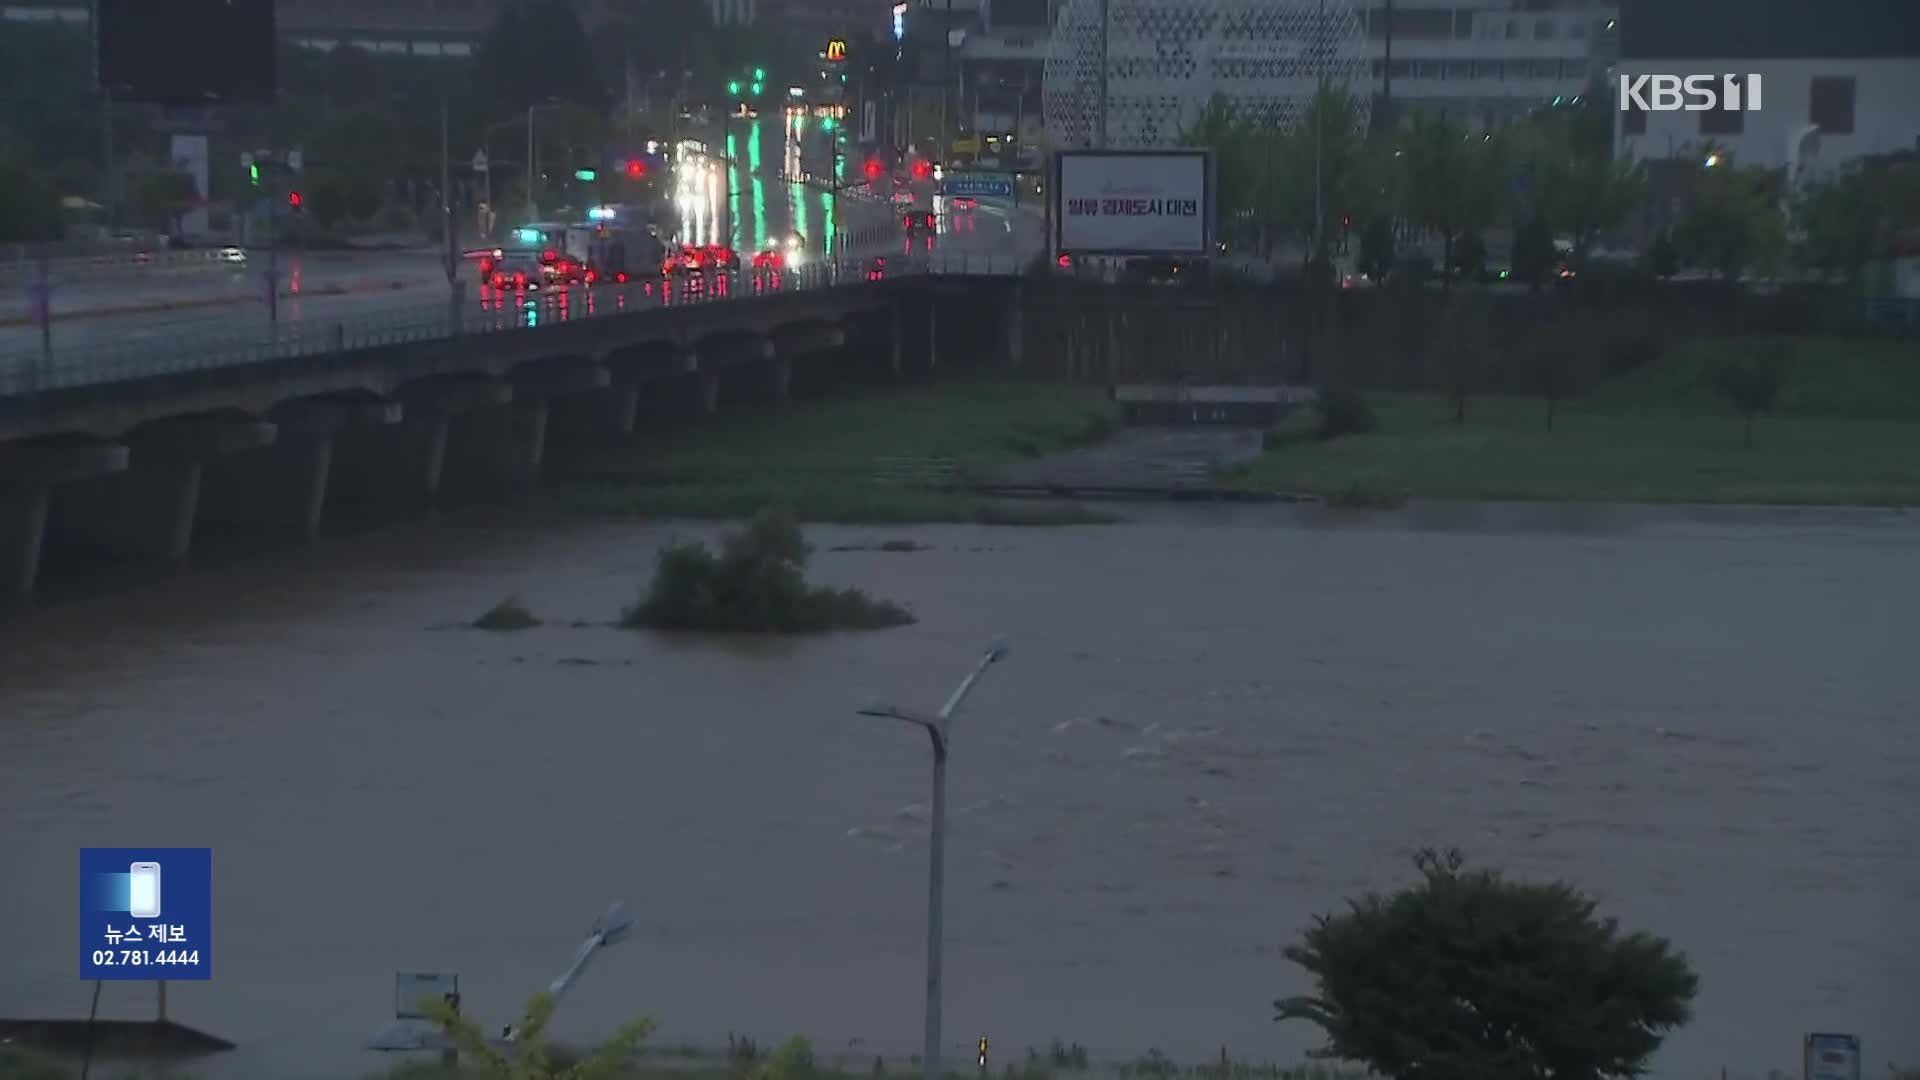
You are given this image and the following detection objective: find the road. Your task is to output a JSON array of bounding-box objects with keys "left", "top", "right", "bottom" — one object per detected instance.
[{"left": 0, "top": 115, "right": 1040, "bottom": 368}]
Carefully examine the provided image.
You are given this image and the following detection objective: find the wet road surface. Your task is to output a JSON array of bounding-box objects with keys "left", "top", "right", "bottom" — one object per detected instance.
[{"left": 0, "top": 505, "right": 1912, "bottom": 1079}]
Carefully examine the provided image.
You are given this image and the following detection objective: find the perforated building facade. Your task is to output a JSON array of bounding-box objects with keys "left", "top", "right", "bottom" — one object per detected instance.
[{"left": 1042, "top": 0, "right": 1370, "bottom": 149}]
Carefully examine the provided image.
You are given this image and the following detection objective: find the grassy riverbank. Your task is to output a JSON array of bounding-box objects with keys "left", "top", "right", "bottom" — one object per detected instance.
[
  {"left": 555, "top": 382, "right": 1123, "bottom": 525},
  {"left": 1237, "top": 337, "right": 1920, "bottom": 507}
]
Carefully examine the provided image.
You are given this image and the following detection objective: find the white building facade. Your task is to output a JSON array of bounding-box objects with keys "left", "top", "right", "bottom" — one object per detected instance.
[{"left": 1615, "top": 58, "right": 1920, "bottom": 174}]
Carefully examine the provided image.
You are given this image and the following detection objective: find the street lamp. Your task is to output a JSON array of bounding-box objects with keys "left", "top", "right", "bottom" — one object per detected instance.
[{"left": 855, "top": 638, "right": 1010, "bottom": 1080}]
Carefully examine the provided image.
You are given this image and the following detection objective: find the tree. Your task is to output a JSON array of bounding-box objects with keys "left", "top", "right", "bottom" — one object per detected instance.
[
  {"left": 1179, "top": 95, "right": 1261, "bottom": 251},
  {"left": 422, "top": 989, "right": 656, "bottom": 1079},
  {"left": 1511, "top": 214, "right": 1557, "bottom": 291},
  {"left": 1397, "top": 110, "right": 1505, "bottom": 289},
  {"left": 1793, "top": 160, "right": 1920, "bottom": 286},
  {"left": 1276, "top": 848, "right": 1699, "bottom": 1080},
  {"left": 1644, "top": 226, "right": 1679, "bottom": 280},
  {"left": 1542, "top": 156, "right": 1647, "bottom": 264},
  {"left": 1707, "top": 340, "right": 1792, "bottom": 446},
  {"left": 120, "top": 164, "right": 198, "bottom": 234},
  {"left": 0, "top": 162, "right": 62, "bottom": 244},
  {"left": 472, "top": 0, "right": 609, "bottom": 116},
  {"left": 1357, "top": 215, "right": 1395, "bottom": 281},
  {"left": 1265, "top": 85, "right": 1372, "bottom": 261},
  {"left": 1677, "top": 163, "right": 1784, "bottom": 282}
]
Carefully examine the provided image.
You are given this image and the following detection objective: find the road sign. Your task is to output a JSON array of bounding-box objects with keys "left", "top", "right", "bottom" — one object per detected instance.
[
  {"left": 941, "top": 175, "right": 1013, "bottom": 199},
  {"left": 1805, "top": 1034, "right": 1860, "bottom": 1080},
  {"left": 471, "top": 150, "right": 488, "bottom": 173}
]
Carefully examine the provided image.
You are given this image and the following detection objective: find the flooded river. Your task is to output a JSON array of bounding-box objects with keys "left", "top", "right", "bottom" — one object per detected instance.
[{"left": 1, "top": 504, "right": 1915, "bottom": 1079}]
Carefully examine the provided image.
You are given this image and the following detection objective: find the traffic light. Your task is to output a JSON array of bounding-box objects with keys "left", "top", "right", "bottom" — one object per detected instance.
[
  {"left": 249, "top": 162, "right": 260, "bottom": 186},
  {"left": 821, "top": 116, "right": 836, "bottom": 131},
  {"left": 624, "top": 159, "right": 646, "bottom": 178},
  {"left": 863, "top": 158, "right": 881, "bottom": 179},
  {"left": 911, "top": 159, "right": 931, "bottom": 179},
  {"left": 753, "top": 68, "right": 765, "bottom": 80},
  {"left": 574, "top": 168, "right": 597, "bottom": 181},
  {"left": 750, "top": 81, "right": 763, "bottom": 96},
  {"left": 727, "top": 79, "right": 742, "bottom": 95}
]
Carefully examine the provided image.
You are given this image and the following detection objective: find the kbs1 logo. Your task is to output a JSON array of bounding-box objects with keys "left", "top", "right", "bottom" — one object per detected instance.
[{"left": 1618, "top": 73, "right": 1763, "bottom": 113}]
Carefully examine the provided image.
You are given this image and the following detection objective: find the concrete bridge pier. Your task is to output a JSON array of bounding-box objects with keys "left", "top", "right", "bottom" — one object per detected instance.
[
  {"left": 198, "top": 399, "right": 401, "bottom": 544},
  {"left": 441, "top": 362, "right": 611, "bottom": 500},
  {"left": 47, "top": 417, "right": 274, "bottom": 572},
  {"left": 0, "top": 442, "right": 129, "bottom": 607},
  {"left": 1005, "top": 288, "right": 1026, "bottom": 369},
  {"left": 330, "top": 381, "right": 505, "bottom": 519}
]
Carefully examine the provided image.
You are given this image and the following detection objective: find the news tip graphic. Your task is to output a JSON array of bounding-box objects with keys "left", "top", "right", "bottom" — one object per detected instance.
[{"left": 79, "top": 847, "right": 212, "bottom": 980}]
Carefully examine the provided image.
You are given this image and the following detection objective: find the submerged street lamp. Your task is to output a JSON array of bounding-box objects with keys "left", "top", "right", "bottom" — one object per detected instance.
[{"left": 856, "top": 639, "right": 1010, "bottom": 1080}]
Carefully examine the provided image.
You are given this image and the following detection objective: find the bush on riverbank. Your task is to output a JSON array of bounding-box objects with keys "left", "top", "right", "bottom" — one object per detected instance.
[
  {"left": 622, "top": 509, "right": 915, "bottom": 633},
  {"left": 472, "top": 593, "right": 541, "bottom": 631}
]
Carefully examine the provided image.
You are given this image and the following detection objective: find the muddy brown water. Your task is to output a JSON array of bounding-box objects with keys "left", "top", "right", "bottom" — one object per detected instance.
[{"left": 0, "top": 503, "right": 1914, "bottom": 1079}]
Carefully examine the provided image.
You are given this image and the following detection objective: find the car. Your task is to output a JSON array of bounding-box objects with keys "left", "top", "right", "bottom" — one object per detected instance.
[
  {"left": 890, "top": 190, "right": 916, "bottom": 206},
  {"left": 703, "top": 244, "right": 741, "bottom": 272},
  {"left": 750, "top": 248, "right": 785, "bottom": 272},
  {"left": 218, "top": 246, "right": 247, "bottom": 264},
  {"left": 485, "top": 253, "right": 545, "bottom": 291},
  {"left": 902, "top": 211, "right": 936, "bottom": 233},
  {"left": 949, "top": 196, "right": 976, "bottom": 211},
  {"left": 864, "top": 255, "right": 887, "bottom": 281},
  {"left": 661, "top": 244, "right": 705, "bottom": 276}
]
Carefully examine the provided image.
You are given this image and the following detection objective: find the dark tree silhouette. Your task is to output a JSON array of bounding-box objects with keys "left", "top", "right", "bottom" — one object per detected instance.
[
  {"left": 1707, "top": 341, "right": 1793, "bottom": 446},
  {"left": 472, "top": 0, "right": 608, "bottom": 115},
  {"left": 1277, "top": 849, "right": 1699, "bottom": 1080}
]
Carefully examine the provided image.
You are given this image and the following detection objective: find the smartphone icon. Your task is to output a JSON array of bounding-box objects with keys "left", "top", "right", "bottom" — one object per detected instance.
[{"left": 129, "top": 862, "right": 161, "bottom": 919}]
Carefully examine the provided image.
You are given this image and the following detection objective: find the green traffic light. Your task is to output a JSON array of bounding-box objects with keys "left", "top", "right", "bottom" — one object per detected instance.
[
  {"left": 574, "top": 168, "right": 597, "bottom": 181},
  {"left": 751, "top": 82, "right": 762, "bottom": 96},
  {"left": 821, "top": 116, "right": 835, "bottom": 130},
  {"left": 727, "top": 80, "right": 742, "bottom": 94},
  {"left": 249, "top": 163, "right": 260, "bottom": 184},
  {"left": 753, "top": 68, "right": 765, "bottom": 80}
]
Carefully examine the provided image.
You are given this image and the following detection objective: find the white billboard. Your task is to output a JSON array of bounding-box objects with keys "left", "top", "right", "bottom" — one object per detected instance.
[{"left": 1052, "top": 150, "right": 1213, "bottom": 256}]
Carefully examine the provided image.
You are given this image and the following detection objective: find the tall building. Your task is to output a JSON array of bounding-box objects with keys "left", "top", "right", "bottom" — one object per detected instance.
[
  {"left": 1613, "top": 0, "right": 1920, "bottom": 173},
  {"left": 1, "top": 0, "right": 635, "bottom": 56}
]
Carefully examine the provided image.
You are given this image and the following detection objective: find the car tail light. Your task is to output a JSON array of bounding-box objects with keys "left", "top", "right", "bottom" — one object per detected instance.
[
  {"left": 513, "top": 272, "right": 527, "bottom": 287},
  {"left": 615, "top": 272, "right": 628, "bottom": 283},
  {"left": 490, "top": 272, "right": 505, "bottom": 287},
  {"left": 585, "top": 270, "right": 597, "bottom": 283}
]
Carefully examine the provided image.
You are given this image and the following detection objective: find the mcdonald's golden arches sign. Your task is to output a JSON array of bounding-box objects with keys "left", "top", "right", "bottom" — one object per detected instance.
[{"left": 825, "top": 38, "right": 847, "bottom": 61}]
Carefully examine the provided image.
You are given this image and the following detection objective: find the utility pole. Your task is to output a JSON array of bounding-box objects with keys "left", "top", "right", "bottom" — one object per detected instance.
[
  {"left": 1312, "top": 0, "right": 1326, "bottom": 258},
  {"left": 440, "top": 88, "right": 459, "bottom": 325},
  {"left": 525, "top": 104, "right": 537, "bottom": 223}
]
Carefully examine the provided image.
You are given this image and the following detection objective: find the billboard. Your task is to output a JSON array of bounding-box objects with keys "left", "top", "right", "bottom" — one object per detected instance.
[{"left": 1052, "top": 150, "right": 1213, "bottom": 256}]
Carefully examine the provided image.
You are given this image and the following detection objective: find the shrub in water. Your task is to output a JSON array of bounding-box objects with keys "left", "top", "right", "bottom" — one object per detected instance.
[
  {"left": 1312, "top": 387, "right": 1378, "bottom": 440},
  {"left": 624, "top": 508, "right": 915, "bottom": 633}
]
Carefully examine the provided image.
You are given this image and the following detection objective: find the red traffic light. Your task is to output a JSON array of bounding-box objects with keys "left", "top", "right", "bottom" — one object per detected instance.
[
  {"left": 911, "top": 160, "right": 931, "bottom": 179},
  {"left": 287, "top": 191, "right": 302, "bottom": 208},
  {"left": 1056, "top": 253, "right": 1071, "bottom": 268},
  {"left": 863, "top": 159, "right": 882, "bottom": 179},
  {"left": 625, "top": 159, "right": 646, "bottom": 178}
]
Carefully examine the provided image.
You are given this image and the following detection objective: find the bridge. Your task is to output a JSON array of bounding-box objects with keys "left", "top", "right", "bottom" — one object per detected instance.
[{"left": 0, "top": 240, "right": 1037, "bottom": 609}]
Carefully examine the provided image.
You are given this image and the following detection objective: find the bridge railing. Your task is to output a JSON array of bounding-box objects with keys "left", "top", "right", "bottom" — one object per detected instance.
[{"left": 0, "top": 250, "right": 1032, "bottom": 402}]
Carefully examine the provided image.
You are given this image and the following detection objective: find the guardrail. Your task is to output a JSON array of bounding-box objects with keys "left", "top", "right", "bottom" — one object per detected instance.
[
  {"left": 0, "top": 249, "right": 1033, "bottom": 403},
  {"left": 11, "top": 248, "right": 232, "bottom": 283}
]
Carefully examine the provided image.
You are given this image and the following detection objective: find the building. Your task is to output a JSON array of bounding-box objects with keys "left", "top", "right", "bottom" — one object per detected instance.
[
  {"left": 1613, "top": 0, "right": 1920, "bottom": 173},
  {"left": 1357, "top": 0, "right": 1619, "bottom": 129},
  {"left": 1, "top": 0, "right": 638, "bottom": 56}
]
